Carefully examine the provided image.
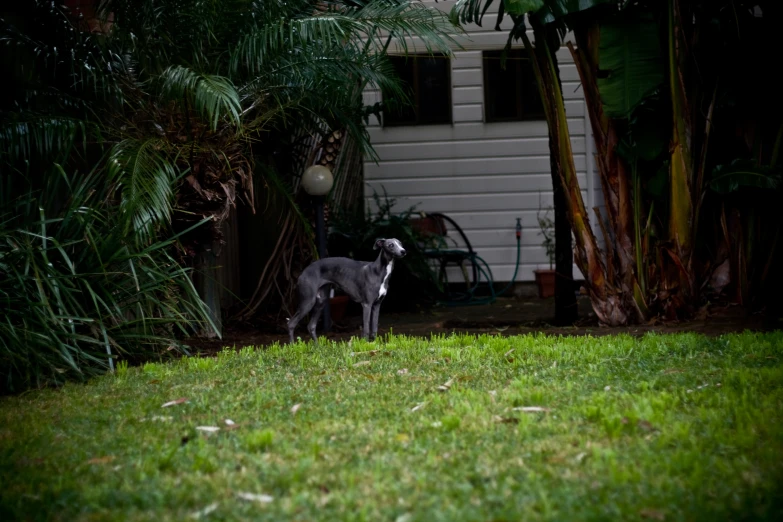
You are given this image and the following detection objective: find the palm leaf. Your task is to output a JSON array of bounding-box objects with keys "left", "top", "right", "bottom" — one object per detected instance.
[
  {"left": 108, "top": 139, "right": 179, "bottom": 243},
  {"left": 159, "top": 65, "right": 241, "bottom": 130},
  {"left": 230, "top": 16, "right": 364, "bottom": 75},
  {"left": 0, "top": 114, "right": 88, "bottom": 165},
  {"left": 349, "top": 1, "right": 461, "bottom": 53}
]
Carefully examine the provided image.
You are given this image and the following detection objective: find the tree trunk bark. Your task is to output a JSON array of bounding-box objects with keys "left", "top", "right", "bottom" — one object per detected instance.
[
  {"left": 194, "top": 241, "right": 222, "bottom": 338},
  {"left": 549, "top": 52, "right": 578, "bottom": 326}
]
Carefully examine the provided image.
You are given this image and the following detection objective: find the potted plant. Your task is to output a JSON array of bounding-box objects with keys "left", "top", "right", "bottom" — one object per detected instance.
[
  {"left": 534, "top": 206, "right": 556, "bottom": 298},
  {"left": 329, "top": 292, "right": 350, "bottom": 323}
]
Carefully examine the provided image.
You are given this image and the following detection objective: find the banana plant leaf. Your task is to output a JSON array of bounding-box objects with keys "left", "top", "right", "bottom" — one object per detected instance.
[
  {"left": 709, "top": 161, "right": 782, "bottom": 194},
  {"left": 534, "top": 0, "right": 615, "bottom": 25},
  {"left": 597, "top": 12, "right": 665, "bottom": 119},
  {"left": 503, "top": 0, "right": 544, "bottom": 16}
]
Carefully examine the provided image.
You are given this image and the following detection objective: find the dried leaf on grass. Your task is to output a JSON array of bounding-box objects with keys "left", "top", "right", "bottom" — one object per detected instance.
[
  {"left": 352, "top": 360, "right": 371, "bottom": 368},
  {"left": 291, "top": 403, "right": 302, "bottom": 415},
  {"left": 87, "top": 456, "right": 116, "bottom": 465},
  {"left": 350, "top": 350, "right": 378, "bottom": 357},
  {"left": 236, "top": 492, "right": 274, "bottom": 503},
  {"left": 493, "top": 415, "right": 519, "bottom": 424},
  {"left": 640, "top": 508, "right": 666, "bottom": 520},
  {"left": 397, "top": 368, "right": 409, "bottom": 375},
  {"left": 196, "top": 426, "right": 220, "bottom": 433},
  {"left": 637, "top": 419, "right": 658, "bottom": 433},
  {"left": 436, "top": 377, "right": 454, "bottom": 392},
  {"left": 161, "top": 398, "right": 188, "bottom": 408},
  {"left": 512, "top": 406, "right": 551, "bottom": 413},
  {"left": 411, "top": 402, "right": 426, "bottom": 412},
  {"left": 140, "top": 415, "right": 173, "bottom": 422},
  {"left": 190, "top": 502, "right": 219, "bottom": 519}
]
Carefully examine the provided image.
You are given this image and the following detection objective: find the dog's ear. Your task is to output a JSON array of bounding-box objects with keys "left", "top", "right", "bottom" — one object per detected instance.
[{"left": 373, "top": 238, "right": 386, "bottom": 250}]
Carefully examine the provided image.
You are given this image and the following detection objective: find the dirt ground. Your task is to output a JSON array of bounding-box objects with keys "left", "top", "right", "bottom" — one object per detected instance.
[{"left": 187, "top": 296, "right": 777, "bottom": 354}]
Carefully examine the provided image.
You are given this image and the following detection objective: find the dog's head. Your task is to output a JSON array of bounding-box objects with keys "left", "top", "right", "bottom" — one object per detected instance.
[{"left": 374, "top": 238, "right": 406, "bottom": 258}]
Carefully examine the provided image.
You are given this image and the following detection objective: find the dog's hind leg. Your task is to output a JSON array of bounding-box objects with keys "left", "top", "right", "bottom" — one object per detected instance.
[
  {"left": 306, "top": 286, "right": 329, "bottom": 344},
  {"left": 287, "top": 280, "right": 317, "bottom": 344}
]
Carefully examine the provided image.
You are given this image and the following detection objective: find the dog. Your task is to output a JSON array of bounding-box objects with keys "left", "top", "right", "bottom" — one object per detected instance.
[{"left": 287, "top": 238, "right": 406, "bottom": 343}]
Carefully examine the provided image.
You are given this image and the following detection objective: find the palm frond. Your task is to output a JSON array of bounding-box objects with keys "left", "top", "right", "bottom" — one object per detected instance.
[
  {"left": 345, "top": 1, "right": 462, "bottom": 55},
  {"left": 159, "top": 65, "right": 241, "bottom": 130},
  {"left": 230, "top": 15, "right": 364, "bottom": 75},
  {"left": 108, "top": 139, "right": 179, "bottom": 243},
  {"left": 0, "top": 113, "right": 89, "bottom": 166}
]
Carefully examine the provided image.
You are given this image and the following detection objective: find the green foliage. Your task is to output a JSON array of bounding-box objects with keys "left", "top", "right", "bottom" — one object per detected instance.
[
  {"left": 0, "top": 0, "right": 460, "bottom": 387},
  {"left": 597, "top": 11, "right": 665, "bottom": 119},
  {"left": 709, "top": 160, "right": 782, "bottom": 195},
  {"left": 328, "top": 189, "right": 443, "bottom": 309},
  {"left": 537, "top": 205, "right": 555, "bottom": 269},
  {"left": 503, "top": 0, "right": 545, "bottom": 16},
  {"left": 158, "top": 66, "right": 241, "bottom": 130},
  {"left": 533, "top": 0, "right": 616, "bottom": 24},
  {"left": 1, "top": 332, "right": 781, "bottom": 520},
  {"left": 618, "top": 89, "right": 670, "bottom": 164},
  {"left": 0, "top": 166, "right": 215, "bottom": 392},
  {"left": 107, "top": 139, "right": 181, "bottom": 244}
]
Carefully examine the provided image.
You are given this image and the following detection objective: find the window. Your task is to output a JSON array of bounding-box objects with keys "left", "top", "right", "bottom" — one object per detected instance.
[
  {"left": 483, "top": 50, "right": 545, "bottom": 122},
  {"left": 383, "top": 54, "right": 452, "bottom": 126}
]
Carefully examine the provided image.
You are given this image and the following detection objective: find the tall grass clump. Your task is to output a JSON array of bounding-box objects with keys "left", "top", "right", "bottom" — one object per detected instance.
[{"left": 0, "top": 165, "right": 216, "bottom": 392}]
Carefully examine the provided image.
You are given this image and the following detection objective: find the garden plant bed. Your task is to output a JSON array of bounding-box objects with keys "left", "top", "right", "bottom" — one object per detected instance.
[
  {"left": 1, "top": 332, "right": 782, "bottom": 521},
  {"left": 191, "top": 297, "right": 773, "bottom": 355}
]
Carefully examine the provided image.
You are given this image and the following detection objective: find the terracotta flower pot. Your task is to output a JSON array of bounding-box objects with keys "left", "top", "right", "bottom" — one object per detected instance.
[
  {"left": 329, "top": 295, "right": 350, "bottom": 323},
  {"left": 534, "top": 269, "right": 556, "bottom": 298}
]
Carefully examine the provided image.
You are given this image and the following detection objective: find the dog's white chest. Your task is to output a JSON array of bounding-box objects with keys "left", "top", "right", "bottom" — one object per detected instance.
[{"left": 378, "top": 261, "right": 393, "bottom": 299}]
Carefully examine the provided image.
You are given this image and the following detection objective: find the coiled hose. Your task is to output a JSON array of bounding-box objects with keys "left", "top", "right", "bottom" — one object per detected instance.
[{"left": 425, "top": 214, "right": 522, "bottom": 307}]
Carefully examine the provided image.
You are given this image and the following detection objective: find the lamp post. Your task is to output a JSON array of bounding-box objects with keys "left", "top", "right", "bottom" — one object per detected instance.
[{"left": 301, "top": 165, "right": 334, "bottom": 333}]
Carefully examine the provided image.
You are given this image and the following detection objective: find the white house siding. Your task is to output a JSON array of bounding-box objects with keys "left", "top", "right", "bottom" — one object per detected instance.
[{"left": 362, "top": 3, "right": 602, "bottom": 283}]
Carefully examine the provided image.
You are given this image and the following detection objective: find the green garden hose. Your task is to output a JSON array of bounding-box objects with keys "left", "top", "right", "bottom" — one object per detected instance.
[{"left": 436, "top": 218, "right": 522, "bottom": 307}]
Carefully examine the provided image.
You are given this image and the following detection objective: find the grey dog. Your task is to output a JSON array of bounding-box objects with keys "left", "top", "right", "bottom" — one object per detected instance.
[{"left": 287, "top": 238, "right": 407, "bottom": 343}]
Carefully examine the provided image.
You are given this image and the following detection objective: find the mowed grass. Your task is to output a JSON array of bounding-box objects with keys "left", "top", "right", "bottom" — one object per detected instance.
[{"left": 1, "top": 332, "right": 782, "bottom": 522}]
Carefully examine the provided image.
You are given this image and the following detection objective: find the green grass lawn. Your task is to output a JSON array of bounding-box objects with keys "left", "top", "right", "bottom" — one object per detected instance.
[{"left": 1, "top": 332, "right": 782, "bottom": 522}]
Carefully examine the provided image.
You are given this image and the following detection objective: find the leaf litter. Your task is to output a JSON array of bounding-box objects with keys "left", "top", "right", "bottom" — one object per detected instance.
[
  {"left": 236, "top": 492, "right": 274, "bottom": 503},
  {"left": 161, "top": 398, "right": 188, "bottom": 408}
]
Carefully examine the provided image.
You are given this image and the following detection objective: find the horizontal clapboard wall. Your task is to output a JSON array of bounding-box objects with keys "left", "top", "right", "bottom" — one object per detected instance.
[{"left": 362, "top": 3, "right": 602, "bottom": 283}]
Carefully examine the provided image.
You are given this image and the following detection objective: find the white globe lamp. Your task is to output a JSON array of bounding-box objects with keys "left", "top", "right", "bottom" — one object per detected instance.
[{"left": 301, "top": 165, "right": 334, "bottom": 196}]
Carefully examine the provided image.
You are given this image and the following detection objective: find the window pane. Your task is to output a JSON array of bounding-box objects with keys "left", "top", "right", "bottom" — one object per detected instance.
[
  {"left": 520, "top": 59, "right": 545, "bottom": 117},
  {"left": 382, "top": 54, "right": 451, "bottom": 126},
  {"left": 384, "top": 55, "right": 416, "bottom": 126},
  {"left": 417, "top": 55, "right": 451, "bottom": 125},
  {"left": 483, "top": 50, "right": 544, "bottom": 122},
  {"left": 484, "top": 51, "right": 520, "bottom": 121}
]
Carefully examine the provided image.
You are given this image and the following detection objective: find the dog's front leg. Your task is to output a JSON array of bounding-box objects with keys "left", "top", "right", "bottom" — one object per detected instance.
[
  {"left": 361, "top": 303, "right": 372, "bottom": 340},
  {"left": 370, "top": 302, "right": 382, "bottom": 341}
]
